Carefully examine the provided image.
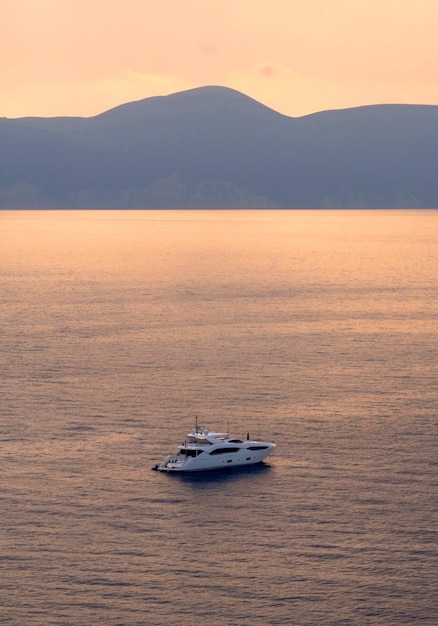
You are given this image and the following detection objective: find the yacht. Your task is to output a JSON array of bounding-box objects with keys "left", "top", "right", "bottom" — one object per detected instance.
[{"left": 153, "top": 421, "right": 275, "bottom": 472}]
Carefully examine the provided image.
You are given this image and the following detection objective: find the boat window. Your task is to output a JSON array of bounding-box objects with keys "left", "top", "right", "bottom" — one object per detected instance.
[
  {"left": 228, "top": 439, "right": 243, "bottom": 443},
  {"left": 181, "top": 449, "right": 204, "bottom": 457},
  {"left": 247, "top": 445, "right": 269, "bottom": 450},
  {"left": 208, "top": 447, "right": 240, "bottom": 455}
]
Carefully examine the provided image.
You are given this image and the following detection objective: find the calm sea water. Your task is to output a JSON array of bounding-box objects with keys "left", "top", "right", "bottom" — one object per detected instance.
[{"left": 0, "top": 210, "right": 437, "bottom": 625}]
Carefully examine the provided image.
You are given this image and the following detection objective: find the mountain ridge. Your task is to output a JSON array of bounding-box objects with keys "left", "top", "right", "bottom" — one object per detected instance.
[{"left": 1, "top": 86, "right": 437, "bottom": 208}]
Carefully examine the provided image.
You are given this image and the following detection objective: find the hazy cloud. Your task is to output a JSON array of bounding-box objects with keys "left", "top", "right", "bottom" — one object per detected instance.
[
  {"left": 2, "top": 70, "right": 193, "bottom": 118},
  {"left": 257, "top": 64, "right": 277, "bottom": 79},
  {"left": 199, "top": 43, "right": 219, "bottom": 55}
]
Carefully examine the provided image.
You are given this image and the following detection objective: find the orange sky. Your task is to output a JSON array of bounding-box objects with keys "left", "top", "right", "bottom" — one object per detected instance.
[{"left": 2, "top": 0, "right": 437, "bottom": 118}]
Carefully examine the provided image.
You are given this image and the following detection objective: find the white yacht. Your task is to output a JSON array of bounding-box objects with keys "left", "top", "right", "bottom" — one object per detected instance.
[{"left": 153, "top": 421, "right": 275, "bottom": 472}]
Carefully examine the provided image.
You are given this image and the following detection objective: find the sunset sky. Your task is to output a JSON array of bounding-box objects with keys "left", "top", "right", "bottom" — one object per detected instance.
[{"left": 2, "top": 0, "right": 437, "bottom": 119}]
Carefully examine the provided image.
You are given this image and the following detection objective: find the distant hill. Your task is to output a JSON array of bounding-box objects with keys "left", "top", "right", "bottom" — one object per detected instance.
[{"left": 1, "top": 86, "right": 437, "bottom": 208}]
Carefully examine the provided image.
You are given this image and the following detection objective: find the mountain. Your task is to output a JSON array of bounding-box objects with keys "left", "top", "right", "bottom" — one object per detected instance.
[{"left": 1, "top": 86, "right": 437, "bottom": 208}]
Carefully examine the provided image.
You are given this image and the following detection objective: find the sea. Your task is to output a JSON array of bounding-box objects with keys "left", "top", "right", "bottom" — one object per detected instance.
[{"left": 0, "top": 209, "right": 437, "bottom": 626}]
